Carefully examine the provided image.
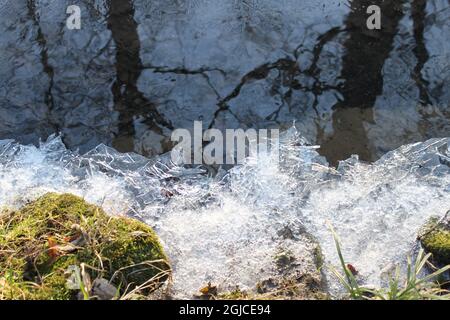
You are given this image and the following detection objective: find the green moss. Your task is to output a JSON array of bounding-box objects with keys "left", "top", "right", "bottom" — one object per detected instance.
[
  {"left": 421, "top": 228, "right": 450, "bottom": 265},
  {"left": 218, "top": 288, "right": 249, "bottom": 300},
  {"left": 0, "top": 193, "right": 170, "bottom": 300},
  {"left": 312, "top": 245, "right": 325, "bottom": 270},
  {"left": 419, "top": 216, "right": 450, "bottom": 266}
]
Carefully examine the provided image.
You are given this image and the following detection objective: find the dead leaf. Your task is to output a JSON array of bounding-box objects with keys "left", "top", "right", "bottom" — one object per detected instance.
[
  {"left": 347, "top": 264, "right": 359, "bottom": 276},
  {"left": 47, "top": 236, "right": 59, "bottom": 258},
  {"left": 199, "top": 282, "right": 217, "bottom": 296}
]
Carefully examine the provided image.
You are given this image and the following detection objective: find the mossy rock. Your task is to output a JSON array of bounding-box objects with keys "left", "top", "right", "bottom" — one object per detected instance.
[
  {"left": 419, "top": 215, "right": 450, "bottom": 266},
  {"left": 214, "top": 240, "right": 329, "bottom": 301},
  {"left": 0, "top": 193, "right": 170, "bottom": 300}
]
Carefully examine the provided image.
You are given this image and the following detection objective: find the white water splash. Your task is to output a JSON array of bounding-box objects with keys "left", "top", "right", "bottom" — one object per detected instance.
[{"left": 0, "top": 130, "right": 449, "bottom": 297}]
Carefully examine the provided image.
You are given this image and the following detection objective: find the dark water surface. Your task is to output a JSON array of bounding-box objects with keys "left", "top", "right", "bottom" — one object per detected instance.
[{"left": 0, "top": 0, "right": 449, "bottom": 165}]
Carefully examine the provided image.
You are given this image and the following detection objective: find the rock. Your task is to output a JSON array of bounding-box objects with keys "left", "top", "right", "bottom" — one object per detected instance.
[
  {"left": 0, "top": 193, "right": 170, "bottom": 300},
  {"left": 218, "top": 230, "right": 329, "bottom": 300},
  {"left": 419, "top": 212, "right": 450, "bottom": 266},
  {"left": 91, "top": 278, "right": 118, "bottom": 300}
]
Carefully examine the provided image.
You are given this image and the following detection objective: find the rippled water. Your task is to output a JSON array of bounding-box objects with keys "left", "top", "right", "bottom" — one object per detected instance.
[{"left": 0, "top": 0, "right": 449, "bottom": 164}]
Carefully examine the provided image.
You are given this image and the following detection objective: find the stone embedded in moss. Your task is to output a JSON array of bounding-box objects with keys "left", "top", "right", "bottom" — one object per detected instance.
[
  {"left": 419, "top": 215, "right": 450, "bottom": 266},
  {"left": 0, "top": 193, "right": 170, "bottom": 300}
]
